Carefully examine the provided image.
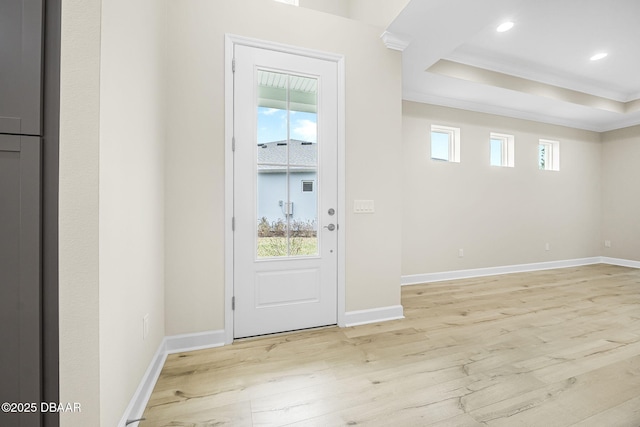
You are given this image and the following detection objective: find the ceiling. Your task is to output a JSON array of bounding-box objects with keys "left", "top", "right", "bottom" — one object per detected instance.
[{"left": 385, "top": 0, "right": 640, "bottom": 132}]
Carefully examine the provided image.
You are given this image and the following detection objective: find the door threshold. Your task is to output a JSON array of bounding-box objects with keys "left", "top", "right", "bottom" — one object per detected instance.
[{"left": 234, "top": 324, "right": 338, "bottom": 343}]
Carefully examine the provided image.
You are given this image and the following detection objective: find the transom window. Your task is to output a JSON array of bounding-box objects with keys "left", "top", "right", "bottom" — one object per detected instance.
[
  {"left": 490, "top": 132, "right": 515, "bottom": 167},
  {"left": 430, "top": 125, "right": 460, "bottom": 162},
  {"left": 539, "top": 139, "right": 560, "bottom": 171}
]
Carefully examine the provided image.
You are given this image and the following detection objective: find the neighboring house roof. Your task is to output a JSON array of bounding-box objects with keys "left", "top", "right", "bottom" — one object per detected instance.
[{"left": 258, "top": 139, "right": 317, "bottom": 173}]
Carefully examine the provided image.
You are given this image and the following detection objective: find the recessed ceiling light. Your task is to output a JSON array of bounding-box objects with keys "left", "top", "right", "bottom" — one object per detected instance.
[
  {"left": 496, "top": 21, "right": 514, "bottom": 32},
  {"left": 590, "top": 52, "right": 608, "bottom": 61}
]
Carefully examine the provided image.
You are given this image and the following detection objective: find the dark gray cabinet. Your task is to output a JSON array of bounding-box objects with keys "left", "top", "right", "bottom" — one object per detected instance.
[
  {"left": 1, "top": 0, "right": 49, "bottom": 426},
  {"left": 0, "top": 0, "right": 44, "bottom": 135},
  {"left": 0, "top": 135, "right": 42, "bottom": 426}
]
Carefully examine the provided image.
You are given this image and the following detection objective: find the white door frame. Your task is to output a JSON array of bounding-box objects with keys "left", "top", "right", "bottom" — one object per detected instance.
[{"left": 224, "top": 34, "right": 346, "bottom": 344}]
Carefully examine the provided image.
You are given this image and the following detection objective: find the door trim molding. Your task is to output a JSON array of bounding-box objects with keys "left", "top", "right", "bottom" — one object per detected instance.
[{"left": 224, "top": 34, "right": 346, "bottom": 344}]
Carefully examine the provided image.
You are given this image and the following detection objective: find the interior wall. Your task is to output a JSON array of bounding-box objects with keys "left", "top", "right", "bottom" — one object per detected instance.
[
  {"left": 165, "top": 0, "right": 403, "bottom": 335},
  {"left": 601, "top": 125, "right": 640, "bottom": 261},
  {"left": 60, "top": 0, "right": 167, "bottom": 425},
  {"left": 59, "top": 0, "right": 101, "bottom": 425},
  {"left": 402, "top": 101, "right": 603, "bottom": 276},
  {"left": 98, "top": 0, "right": 166, "bottom": 425},
  {"left": 299, "top": 0, "right": 410, "bottom": 28},
  {"left": 348, "top": 0, "right": 411, "bottom": 28},
  {"left": 298, "top": 0, "right": 349, "bottom": 18}
]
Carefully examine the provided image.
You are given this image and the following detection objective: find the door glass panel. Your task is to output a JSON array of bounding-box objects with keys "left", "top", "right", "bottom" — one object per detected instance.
[{"left": 256, "top": 70, "right": 318, "bottom": 258}]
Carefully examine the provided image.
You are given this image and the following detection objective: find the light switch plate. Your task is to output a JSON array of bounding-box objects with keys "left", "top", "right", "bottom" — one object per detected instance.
[{"left": 354, "top": 200, "right": 375, "bottom": 213}]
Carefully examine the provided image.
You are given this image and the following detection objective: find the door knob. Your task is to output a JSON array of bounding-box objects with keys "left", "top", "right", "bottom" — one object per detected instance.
[{"left": 324, "top": 224, "right": 336, "bottom": 231}]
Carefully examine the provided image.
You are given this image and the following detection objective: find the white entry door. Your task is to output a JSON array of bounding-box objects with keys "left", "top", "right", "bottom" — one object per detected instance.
[{"left": 233, "top": 44, "right": 339, "bottom": 338}]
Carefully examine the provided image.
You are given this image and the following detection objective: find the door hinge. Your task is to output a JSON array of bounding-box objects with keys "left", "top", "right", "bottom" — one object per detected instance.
[
  {"left": 232, "top": 136, "right": 236, "bottom": 152},
  {"left": 232, "top": 216, "right": 235, "bottom": 231},
  {"left": 232, "top": 296, "right": 235, "bottom": 310},
  {"left": 232, "top": 58, "right": 235, "bottom": 73}
]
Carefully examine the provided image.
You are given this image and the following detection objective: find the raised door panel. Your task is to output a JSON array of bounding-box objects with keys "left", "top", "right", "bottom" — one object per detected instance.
[
  {"left": 0, "top": 0, "right": 44, "bottom": 135},
  {"left": 0, "top": 135, "right": 42, "bottom": 427}
]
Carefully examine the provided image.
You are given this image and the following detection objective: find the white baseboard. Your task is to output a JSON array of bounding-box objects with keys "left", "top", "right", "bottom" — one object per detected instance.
[
  {"left": 401, "top": 256, "right": 640, "bottom": 286},
  {"left": 119, "top": 304, "right": 413, "bottom": 424},
  {"left": 118, "top": 339, "right": 167, "bottom": 427},
  {"left": 600, "top": 257, "right": 640, "bottom": 269},
  {"left": 401, "top": 257, "right": 600, "bottom": 285},
  {"left": 118, "top": 330, "right": 226, "bottom": 427},
  {"left": 344, "top": 305, "right": 404, "bottom": 327},
  {"left": 164, "top": 329, "right": 227, "bottom": 354}
]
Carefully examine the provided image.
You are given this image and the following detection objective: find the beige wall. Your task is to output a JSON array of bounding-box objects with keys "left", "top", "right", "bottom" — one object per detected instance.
[
  {"left": 601, "top": 125, "right": 640, "bottom": 261},
  {"left": 59, "top": 0, "right": 101, "bottom": 425},
  {"left": 348, "top": 0, "right": 410, "bottom": 28},
  {"left": 60, "top": 0, "right": 167, "bottom": 425},
  {"left": 402, "top": 101, "right": 603, "bottom": 275},
  {"left": 164, "top": 0, "right": 403, "bottom": 335},
  {"left": 59, "top": 0, "right": 100, "bottom": 426},
  {"left": 298, "top": 0, "right": 350, "bottom": 18},
  {"left": 98, "top": 0, "right": 166, "bottom": 425},
  {"left": 299, "top": 0, "right": 410, "bottom": 28}
]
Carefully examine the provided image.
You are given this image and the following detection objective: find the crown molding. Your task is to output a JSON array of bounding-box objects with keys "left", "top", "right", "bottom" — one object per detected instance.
[{"left": 381, "top": 31, "right": 411, "bottom": 51}]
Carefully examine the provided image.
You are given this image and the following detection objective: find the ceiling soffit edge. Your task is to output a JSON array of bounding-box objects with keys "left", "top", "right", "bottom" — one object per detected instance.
[
  {"left": 427, "top": 60, "right": 640, "bottom": 114},
  {"left": 447, "top": 46, "right": 633, "bottom": 103},
  {"left": 402, "top": 90, "right": 640, "bottom": 133}
]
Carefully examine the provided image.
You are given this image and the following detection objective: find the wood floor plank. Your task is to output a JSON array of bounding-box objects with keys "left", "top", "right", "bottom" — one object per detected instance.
[
  {"left": 142, "top": 264, "right": 640, "bottom": 426},
  {"left": 469, "top": 354, "right": 640, "bottom": 427},
  {"left": 142, "top": 400, "right": 253, "bottom": 426},
  {"left": 571, "top": 395, "right": 640, "bottom": 427}
]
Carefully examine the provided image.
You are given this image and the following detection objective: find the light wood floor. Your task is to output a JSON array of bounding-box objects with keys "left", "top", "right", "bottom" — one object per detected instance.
[{"left": 142, "top": 264, "right": 640, "bottom": 426}]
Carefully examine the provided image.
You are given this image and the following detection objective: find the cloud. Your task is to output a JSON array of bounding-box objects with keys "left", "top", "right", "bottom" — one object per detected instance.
[
  {"left": 262, "top": 108, "right": 280, "bottom": 116},
  {"left": 292, "top": 119, "right": 317, "bottom": 142}
]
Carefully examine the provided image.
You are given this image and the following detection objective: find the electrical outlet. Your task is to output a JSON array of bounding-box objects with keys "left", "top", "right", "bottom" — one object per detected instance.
[
  {"left": 143, "top": 314, "right": 149, "bottom": 340},
  {"left": 545, "top": 243, "right": 550, "bottom": 251},
  {"left": 458, "top": 249, "right": 464, "bottom": 258},
  {"left": 604, "top": 240, "right": 611, "bottom": 248}
]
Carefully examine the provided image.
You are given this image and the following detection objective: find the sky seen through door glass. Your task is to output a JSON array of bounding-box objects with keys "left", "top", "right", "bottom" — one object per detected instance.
[{"left": 258, "top": 107, "right": 317, "bottom": 144}]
